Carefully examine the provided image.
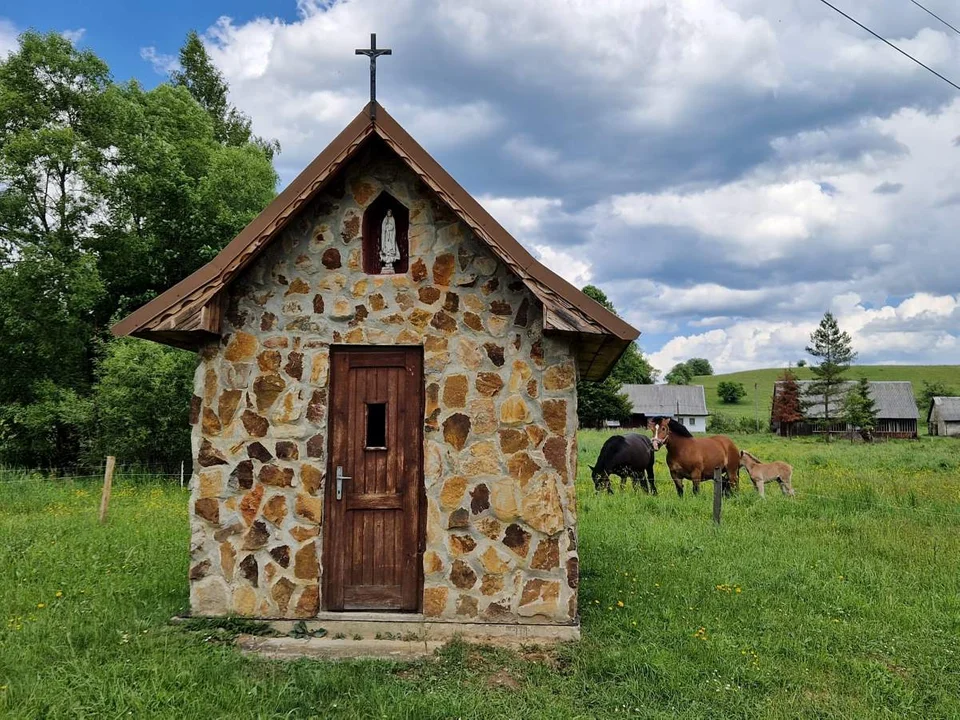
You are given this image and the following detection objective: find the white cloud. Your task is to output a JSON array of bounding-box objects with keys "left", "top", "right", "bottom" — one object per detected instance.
[
  {"left": 531, "top": 244, "right": 592, "bottom": 287},
  {"left": 154, "top": 1, "right": 960, "bottom": 370},
  {"left": 0, "top": 19, "right": 19, "bottom": 57},
  {"left": 140, "top": 47, "right": 180, "bottom": 76},
  {"left": 61, "top": 28, "right": 85, "bottom": 44},
  {"left": 478, "top": 195, "right": 562, "bottom": 237},
  {"left": 605, "top": 179, "right": 839, "bottom": 259},
  {"left": 649, "top": 292, "right": 960, "bottom": 374}
]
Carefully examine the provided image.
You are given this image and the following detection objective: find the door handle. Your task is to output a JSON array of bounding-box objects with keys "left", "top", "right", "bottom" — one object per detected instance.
[{"left": 336, "top": 466, "right": 351, "bottom": 500}]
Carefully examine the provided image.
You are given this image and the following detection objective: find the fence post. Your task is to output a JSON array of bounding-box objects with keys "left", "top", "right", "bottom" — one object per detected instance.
[
  {"left": 99, "top": 456, "right": 116, "bottom": 525},
  {"left": 180, "top": 460, "right": 185, "bottom": 489},
  {"left": 713, "top": 467, "right": 722, "bottom": 525}
]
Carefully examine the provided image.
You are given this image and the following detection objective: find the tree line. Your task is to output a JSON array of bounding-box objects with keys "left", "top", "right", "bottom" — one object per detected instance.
[{"left": 0, "top": 31, "right": 278, "bottom": 468}]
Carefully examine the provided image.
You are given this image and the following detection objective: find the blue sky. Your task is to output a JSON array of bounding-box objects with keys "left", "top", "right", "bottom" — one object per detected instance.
[{"left": 3, "top": 0, "right": 960, "bottom": 375}]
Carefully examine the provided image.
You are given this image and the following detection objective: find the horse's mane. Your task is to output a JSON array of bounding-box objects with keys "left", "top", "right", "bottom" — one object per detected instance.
[
  {"left": 667, "top": 418, "right": 693, "bottom": 438},
  {"left": 741, "top": 450, "right": 760, "bottom": 462}
]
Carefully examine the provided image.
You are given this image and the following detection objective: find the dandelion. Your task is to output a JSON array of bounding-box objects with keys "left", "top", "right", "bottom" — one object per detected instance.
[
  {"left": 55, "top": 591, "right": 63, "bottom": 598},
  {"left": 617, "top": 600, "right": 624, "bottom": 608},
  {"left": 36, "top": 603, "right": 45, "bottom": 609}
]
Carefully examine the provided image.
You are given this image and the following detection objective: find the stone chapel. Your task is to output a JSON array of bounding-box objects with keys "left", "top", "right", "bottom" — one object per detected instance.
[{"left": 113, "top": 101, "right": 639, "bottom": 634}]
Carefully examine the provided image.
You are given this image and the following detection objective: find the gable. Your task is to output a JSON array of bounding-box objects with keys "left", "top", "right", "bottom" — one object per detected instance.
[{"left": 111, "top": 103, "right": 638, "bottom": 381}]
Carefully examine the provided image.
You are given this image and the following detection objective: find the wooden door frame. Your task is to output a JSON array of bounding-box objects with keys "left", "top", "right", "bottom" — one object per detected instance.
[{"left": 320, "top": 344, "right": 426, "bottom": 613}]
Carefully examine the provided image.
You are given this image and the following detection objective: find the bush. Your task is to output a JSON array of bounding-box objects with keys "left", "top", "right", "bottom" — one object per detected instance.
[
  {"left": 707, "top": 412, "right": 736, "bottom": 433},
  {"left": 707, "top": 412, "right": 765, "bottom": 434},
  {"left": 717, "top": 381, "right": 747, "bottom": 404},
  {"left": 89, "top": 339, "right": 196, "bottom": 465}
]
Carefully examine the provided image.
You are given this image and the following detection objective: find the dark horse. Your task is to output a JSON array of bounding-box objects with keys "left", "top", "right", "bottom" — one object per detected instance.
[
  {"left": 650, "top": 417, "right": 740, "bottom": 497},
  {"left": 589, "top": 434, "right": 657, "bottom": 494}
]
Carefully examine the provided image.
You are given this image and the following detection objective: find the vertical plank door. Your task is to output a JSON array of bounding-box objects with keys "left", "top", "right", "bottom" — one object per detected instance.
[{"left": 323, "top": 346, "right": 424, "bottom": 611}]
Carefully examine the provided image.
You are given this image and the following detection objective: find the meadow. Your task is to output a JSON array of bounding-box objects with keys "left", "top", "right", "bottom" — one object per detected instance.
[
  {"left": 1, "top": 432, "right": 959, "bottom": 718},
  {"left": 694, "top": 364, "right": 959, "bottom": 428}
]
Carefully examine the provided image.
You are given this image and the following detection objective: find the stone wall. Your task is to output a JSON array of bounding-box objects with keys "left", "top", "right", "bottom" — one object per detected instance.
[{"left": 188, "top": 142, "right": 579, "bottom": 624}]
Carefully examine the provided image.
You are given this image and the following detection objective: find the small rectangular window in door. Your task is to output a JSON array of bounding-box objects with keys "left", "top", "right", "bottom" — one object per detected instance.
[{"left": 366, "top": 403, "right": 387, "bottom": 449}]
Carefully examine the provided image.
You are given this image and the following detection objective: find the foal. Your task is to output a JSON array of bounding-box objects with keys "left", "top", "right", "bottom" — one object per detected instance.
[{"left": 739, "top": 451, "right": 795, "bottom": 497}]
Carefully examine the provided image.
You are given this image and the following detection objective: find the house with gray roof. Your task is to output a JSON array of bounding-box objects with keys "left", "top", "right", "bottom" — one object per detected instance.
[
  {"left": 927, "top": 397, "right": 960, "bottom": 437},
  {"left": 621, "top": 384, "right": 709, "bottom": 432},
  {"left": 772, "top": 380, "right": 919, "bottom": 439}
]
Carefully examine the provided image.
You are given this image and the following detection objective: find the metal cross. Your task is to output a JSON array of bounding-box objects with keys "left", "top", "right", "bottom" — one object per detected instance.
[{"left": 355, "top": 33, "right": 391, "bottom": 121}]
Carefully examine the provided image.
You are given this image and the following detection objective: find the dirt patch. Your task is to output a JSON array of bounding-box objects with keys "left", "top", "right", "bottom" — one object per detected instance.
[{"left": 486, "top": 668, "right": 521, "bottom": 691}]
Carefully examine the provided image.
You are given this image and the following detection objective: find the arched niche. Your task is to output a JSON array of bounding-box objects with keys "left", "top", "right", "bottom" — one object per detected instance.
[{"left": 362, "top": 192, "right": 410, "bottom": 275}]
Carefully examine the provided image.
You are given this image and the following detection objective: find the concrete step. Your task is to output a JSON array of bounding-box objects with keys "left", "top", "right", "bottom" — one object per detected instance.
[{"left": 236, "top": 633, "right": 443, "bottom": 661}]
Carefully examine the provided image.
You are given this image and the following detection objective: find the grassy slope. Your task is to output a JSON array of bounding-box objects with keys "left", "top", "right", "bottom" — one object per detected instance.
[
  {"left": 693, "top": 365, "right": 960, "bottom": 426},
  {"left": 2, "top": 442, "right": 960, "bottom": 718}
]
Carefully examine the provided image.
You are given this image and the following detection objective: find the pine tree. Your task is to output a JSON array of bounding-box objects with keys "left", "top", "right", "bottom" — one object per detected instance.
[
  {"left": 805, "top": 312, "right": 857, "bottom": 440},
  {"left": 843, "top": 376, "right": 878, "bottom": 442},
  {"left": 771, "top": 369, "right": 803, "bottom": 437}
]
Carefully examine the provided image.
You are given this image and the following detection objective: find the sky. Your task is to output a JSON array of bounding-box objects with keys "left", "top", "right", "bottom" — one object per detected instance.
[{"left": 3, "top": 0, "right": 960, "bottom": 376}]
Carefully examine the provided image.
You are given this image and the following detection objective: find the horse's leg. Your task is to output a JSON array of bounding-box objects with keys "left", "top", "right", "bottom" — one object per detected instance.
[
  {"left": 781, "top": 470, "right": 795, "bottom": 497},
  {"left": 757, "top": 476, "right": 766, "bottom": 498},
  {"left": 634, "top": 469, "right": 649, "bottom": 493},
  {"left": 725, "top": 462, "right": 738, "bottom": 497},
  {"left": 671, "top": 471, "right": 683, "bottom": 498},
  {"left": 692, "top": 472, "right": 701, "bottom": 495},
  {"left": 647, "top": 462, "right": 657, "bottom": 495}
]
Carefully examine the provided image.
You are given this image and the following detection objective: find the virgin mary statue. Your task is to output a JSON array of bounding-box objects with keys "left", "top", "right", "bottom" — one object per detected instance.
[{"left": 379, "top": 209, "right": 400, "bottom": 272}]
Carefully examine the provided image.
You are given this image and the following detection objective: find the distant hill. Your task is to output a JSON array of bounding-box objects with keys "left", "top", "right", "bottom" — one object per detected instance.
[{"left": 692, "top": 365, "right": 960, "bottom": 428}]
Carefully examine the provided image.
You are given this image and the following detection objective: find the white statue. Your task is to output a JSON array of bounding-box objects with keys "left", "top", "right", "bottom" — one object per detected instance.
[{"left": 379, "top": 209, "right": 399, "bottom": 272}]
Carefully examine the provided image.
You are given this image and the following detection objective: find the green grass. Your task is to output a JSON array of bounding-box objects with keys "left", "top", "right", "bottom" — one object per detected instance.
[
  {"left": 694, "top": 365, "right": 960, "bottom": 427},
  {"left": 2, "top": 439, "right": 959, "bottom": 718}
]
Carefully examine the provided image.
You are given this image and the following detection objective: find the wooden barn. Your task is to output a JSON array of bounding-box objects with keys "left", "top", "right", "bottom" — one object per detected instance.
[
  {"left": 621, "top": 384, "right": 708, "bottom": 431},
  {"left": 927, "top": 397, "right": 960, "bottom": 437},
  {"left": 112, "top": 100, "right": 638, "bottom": 638},
  {"left": 771, "top": 380, "right": 919, "bottom": 439}
]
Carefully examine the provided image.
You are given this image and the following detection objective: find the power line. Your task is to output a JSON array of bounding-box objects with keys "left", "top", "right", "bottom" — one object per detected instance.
[
  {"left": 909, "top": 0, "right": 960, "bottom": 37},
  {"left": 817, "top": 0, "right": 960, "bottom": 92}
]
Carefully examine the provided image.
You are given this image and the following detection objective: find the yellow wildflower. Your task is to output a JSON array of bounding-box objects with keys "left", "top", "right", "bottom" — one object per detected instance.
[
  {"left": 36, "top": 603, "right": 45, "bottom": 609},
  {"left": 617, "top": 601, "right": 624, "bottom": 608}
]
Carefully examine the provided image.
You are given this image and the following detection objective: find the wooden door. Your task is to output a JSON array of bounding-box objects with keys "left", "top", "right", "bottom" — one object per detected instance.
[{"left": 322, "top": 346, "right": 424, "bottom": 611}]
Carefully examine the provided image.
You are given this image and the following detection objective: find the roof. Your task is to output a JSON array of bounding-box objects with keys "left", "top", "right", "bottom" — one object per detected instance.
[
  {"left": 928, "top": 396, "right": 960, "bottom": 422},
  {"left": 774, "top": 380, "right": 919, "bottom": 420},
  {"left": 111, "top": 102, "right": 638, "bottom": 381},
  {"left": 622, "top": 384, "right": 709, "bottom": 417}
]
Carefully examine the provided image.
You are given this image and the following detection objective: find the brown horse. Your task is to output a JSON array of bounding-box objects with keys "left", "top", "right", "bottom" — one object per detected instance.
[{"left": 649, "top": 418, "right": 740, "bottom": 497}]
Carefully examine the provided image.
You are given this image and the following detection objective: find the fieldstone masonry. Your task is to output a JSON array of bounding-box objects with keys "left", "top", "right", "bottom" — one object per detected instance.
[{"left": 188, "top": 143, "right": 579, "bottom": 624}]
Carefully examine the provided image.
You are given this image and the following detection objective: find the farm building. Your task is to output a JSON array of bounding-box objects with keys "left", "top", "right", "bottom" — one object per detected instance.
[
  {"left": 621, "top": 384, "right": 709, "bottom": 431},
  {"left": 771, "top": 380, "right": 919, "bottom": 439},
  {"left": 112, "top": 101, "right": 638, "bottom": 635},
  {"left": 927, "top": 397, "right": 960, "bottom": 437}
]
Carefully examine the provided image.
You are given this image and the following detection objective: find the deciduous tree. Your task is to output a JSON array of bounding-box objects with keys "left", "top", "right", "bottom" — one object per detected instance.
[
  {"left": 577, "top": 285, "right": 656, "bottom": 426},
  {"left": 771, "top": 369, "right": 803, "bottom": 436}
]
